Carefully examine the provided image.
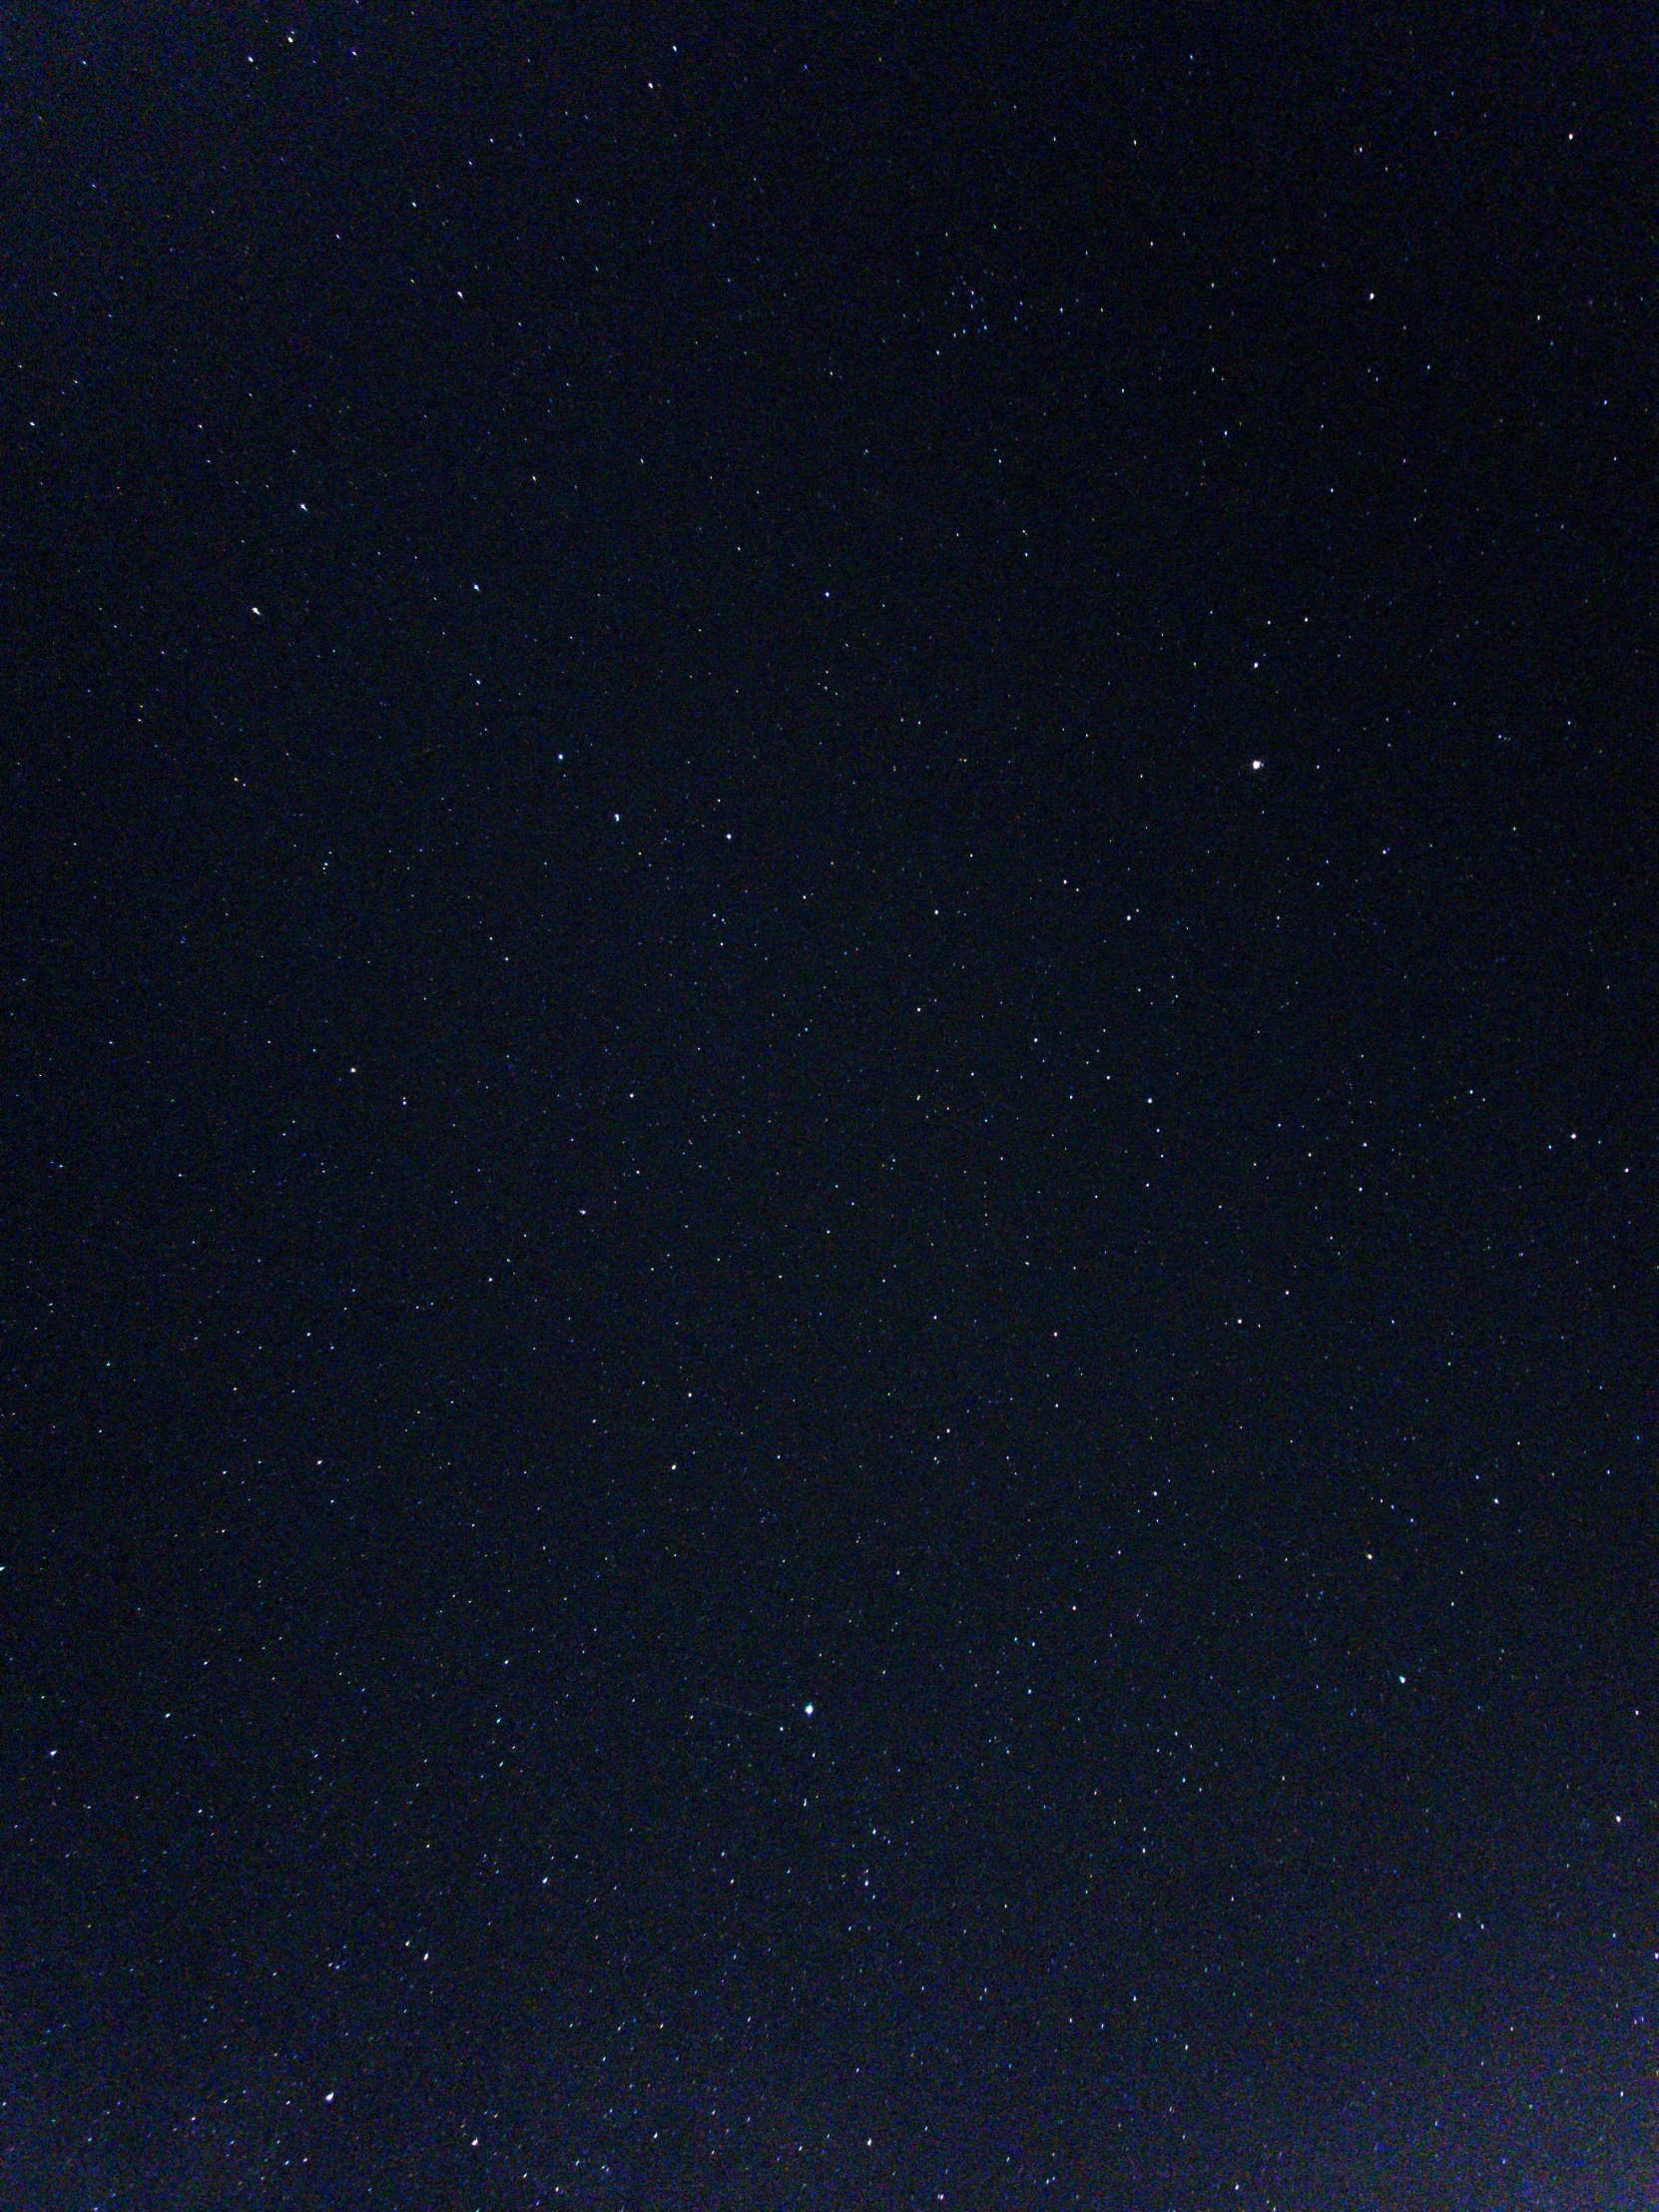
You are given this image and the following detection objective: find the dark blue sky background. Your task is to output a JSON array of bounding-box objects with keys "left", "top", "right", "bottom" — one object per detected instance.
[{"left": 4, "top": 3, "right": 1654, "bottom": 2205}]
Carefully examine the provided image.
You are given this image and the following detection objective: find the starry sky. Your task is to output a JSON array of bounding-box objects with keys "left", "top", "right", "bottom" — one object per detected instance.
[{"left": 4, "top": 5, "right": 1654, "bottom": 2207}]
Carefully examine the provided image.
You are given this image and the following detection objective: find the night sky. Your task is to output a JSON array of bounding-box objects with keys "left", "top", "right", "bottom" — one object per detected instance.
[{"left": 4, "top": 5, "right": 1654, "bottom": 2207}]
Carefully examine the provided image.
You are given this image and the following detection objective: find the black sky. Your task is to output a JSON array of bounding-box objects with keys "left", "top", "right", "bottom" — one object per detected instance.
[{"left": 4, "top": 4, "right": 1655, "bottom": 2206}]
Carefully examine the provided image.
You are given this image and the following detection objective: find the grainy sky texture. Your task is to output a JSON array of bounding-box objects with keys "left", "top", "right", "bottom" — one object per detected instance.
[{"left": 4, "top": 4, "right": 1655, "bottom": 2207}]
